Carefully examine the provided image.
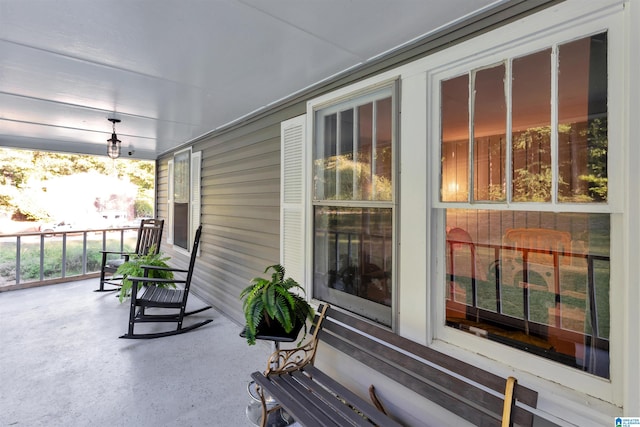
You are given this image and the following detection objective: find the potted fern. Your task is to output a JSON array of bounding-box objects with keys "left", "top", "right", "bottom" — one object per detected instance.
[
  {"left": 114, "top": 247, "right": 174, "bottom": 302},
  {"left": 240, "top": 264, "right": 314, "bottom": 345}
]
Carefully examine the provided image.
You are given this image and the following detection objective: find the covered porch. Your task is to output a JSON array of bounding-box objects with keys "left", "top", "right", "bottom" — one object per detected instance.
[{"left": 0, "top": 278, "right": 271, "bottom": 426}]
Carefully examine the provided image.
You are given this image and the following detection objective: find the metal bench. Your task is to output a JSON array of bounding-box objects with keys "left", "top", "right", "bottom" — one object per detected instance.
[{"left": 250, "top": 304, "right": 538, "bottom": 427}]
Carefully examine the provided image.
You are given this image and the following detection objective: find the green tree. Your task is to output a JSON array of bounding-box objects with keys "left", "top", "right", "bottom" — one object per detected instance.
[{"left": 0, "top": 148, "right": 155, "bottom": 222}]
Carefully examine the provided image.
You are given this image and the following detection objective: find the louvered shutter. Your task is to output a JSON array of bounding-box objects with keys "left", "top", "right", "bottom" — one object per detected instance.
[{"left": 280, "top": 115, "right": 306, "bottom": 284}]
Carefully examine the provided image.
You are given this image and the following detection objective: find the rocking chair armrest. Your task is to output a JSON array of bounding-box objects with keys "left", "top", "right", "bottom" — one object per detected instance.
[
  {"left": 139, "top": 265, "right": 188, "bottom": 274},
  {"left": 128, "top": 276, "right": 186, "bottom": 284},
  {"left": 100, "top": 250, "right": 134, "bottom": 256}
]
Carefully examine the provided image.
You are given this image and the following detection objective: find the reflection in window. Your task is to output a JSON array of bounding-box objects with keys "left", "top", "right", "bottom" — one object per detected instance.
[
  {"left": 357, "top": 103, "right": 373, "bottom": 199},
  {"left": 375, "top": 98, "right": 393, "bottom": 200},
  {"left": 440, "top": 32, "right": 610, "bottom": 378},
  {"left": 512, "top": 49, "right": 552, "bottom": 202},
  {"left": 558, "top": 33, "right": 608, "bottom": 202},
  {"left": 440, "top": 33, "right": 607, "bottom": 205},
  {"left": 315, "top": 94, "right": 393, "bottom": 202},
  {"left": 445, "top": 210, "right": 610, "bottom": 378},
  {"left": 314, "top": 207, "right": 392, "bottom": 325},
  {"left": 441, "top": 75, "right": 469, "bottom": 202},
  {"left": 473, "top": 64, "right": 506, "bottom": 201}
]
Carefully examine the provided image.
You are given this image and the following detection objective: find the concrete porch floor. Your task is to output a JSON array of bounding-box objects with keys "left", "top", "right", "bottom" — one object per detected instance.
[{"left": 0, "top": 279, "right": 273, "bottom": 427}]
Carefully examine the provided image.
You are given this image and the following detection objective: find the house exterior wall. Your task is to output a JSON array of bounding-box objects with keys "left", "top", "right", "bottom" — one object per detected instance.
[
  {"left": 155, "top": 0, "right": 639, "bottom": 425},
  {"left": 157, "top": 103, "right": 305, "bottom": 324}
]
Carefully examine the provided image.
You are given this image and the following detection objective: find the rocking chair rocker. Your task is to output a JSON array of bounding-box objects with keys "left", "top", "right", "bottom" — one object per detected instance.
[{"left": 120, "top": 225, "right": 212, "bottom": 339}]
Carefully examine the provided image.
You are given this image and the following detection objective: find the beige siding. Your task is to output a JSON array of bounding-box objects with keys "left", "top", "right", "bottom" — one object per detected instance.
[{"left": 157, "top": 104, "right": 303, "bottom": 324}]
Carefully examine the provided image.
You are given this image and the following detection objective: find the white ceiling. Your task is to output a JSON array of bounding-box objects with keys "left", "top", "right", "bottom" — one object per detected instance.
[{"left": 0, "top": 0, "right": 503, "bottom": 160}]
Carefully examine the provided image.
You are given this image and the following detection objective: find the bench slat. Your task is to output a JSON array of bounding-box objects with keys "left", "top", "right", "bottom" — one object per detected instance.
[
  {"left": 326, "top": 307, "right": 538, "bottom": 408},
  {"left": 320, "top": 331, "right": 504, "bottom": 427},
  {"left": 274, "top": 374, "right": 347, "bottom": 426},
  {"left": 322, "top": 321, "right": 506, "bottom": 414},
  {"left": 288, "top": 371, "right": 375, "bottom": 426},
  {"left": 252, "top": 372, "right": 341, "bottom": 427},
  {"left": 302, "top": 366, "right": 404, "bottom": 427}
]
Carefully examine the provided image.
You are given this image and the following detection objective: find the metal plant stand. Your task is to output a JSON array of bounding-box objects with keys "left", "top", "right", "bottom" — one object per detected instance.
[{"left": 241, "top": 326, "right": 302, "bottom": 427}]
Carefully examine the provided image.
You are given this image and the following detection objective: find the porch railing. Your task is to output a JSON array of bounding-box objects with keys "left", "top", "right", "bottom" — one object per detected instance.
[{"left": 0, "top": 227, "right": 139, "bottom": 291}]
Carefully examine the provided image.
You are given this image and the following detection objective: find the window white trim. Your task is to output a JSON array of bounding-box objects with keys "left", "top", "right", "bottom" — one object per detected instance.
[
  {"left": 398, "top": 72, "right": 429, "bottom": 344},
  {"left": 621, "top": 0, "right": 640, "bottom": 414},
  {"left": 167, "top": 148, "right": 201, "bottom": 254},
  {"left": 167, "top": 159, "right": 174, "bottom": 245},
  {"left": 190, "top": 150, "right": 202, "bottom": 254},
  {"left": 615, "top": 2, "right": 640, "bottom": 415}
]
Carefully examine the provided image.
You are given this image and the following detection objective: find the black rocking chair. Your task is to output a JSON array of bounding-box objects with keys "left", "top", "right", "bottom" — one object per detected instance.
[
  {"left": 96, "top": 218, "right": 164, "bottom": 292},
  {"left": 120, "top": 225, "right": 212, "bottom": 339}
]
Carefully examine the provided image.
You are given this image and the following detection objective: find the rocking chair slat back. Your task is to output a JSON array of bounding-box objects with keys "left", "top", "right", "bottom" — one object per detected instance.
[
  {"left": 136, "top": 219, "right": 164, "bottom": 255},
  {"left": 96, "top": 218, "right": 164, "bottom": 292}
]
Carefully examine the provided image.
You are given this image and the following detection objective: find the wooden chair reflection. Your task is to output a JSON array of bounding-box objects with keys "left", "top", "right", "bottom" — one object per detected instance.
[
  {"left": 446, "top": 227, "right": 479, "bottom": 294},
  {"left": 503, "top": 228, "right": 572, "bottom": 266}
]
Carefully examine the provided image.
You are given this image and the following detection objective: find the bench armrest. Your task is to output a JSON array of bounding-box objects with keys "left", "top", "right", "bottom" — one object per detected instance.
[
  {"left": 264, "top": 304, "right": 330, "bottom": 375},
  {"left": 265, "top": 341, "right": 316, "bottom": 375}
]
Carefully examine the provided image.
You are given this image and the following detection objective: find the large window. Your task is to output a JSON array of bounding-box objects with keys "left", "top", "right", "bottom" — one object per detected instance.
[
  {"left": 440, "top": 33, "right": 610, "bottom": 378},
  {"left": 312, "top": 86, "right": 396, "bottom": 326}
]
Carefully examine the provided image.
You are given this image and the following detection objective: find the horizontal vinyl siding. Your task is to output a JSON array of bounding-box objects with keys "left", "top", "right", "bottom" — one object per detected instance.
[
  {"left": 157, "top": 104, "right": 304, "bottom": 325},
  {"left": 197, "top": 124, "right": 280, "bottom": 323}
]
